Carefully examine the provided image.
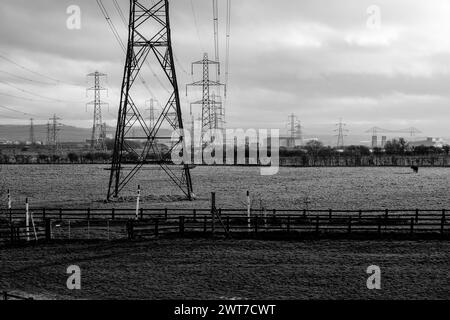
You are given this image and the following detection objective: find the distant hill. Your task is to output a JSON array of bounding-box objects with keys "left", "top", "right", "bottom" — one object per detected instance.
[
  {"left": 0, "top": 124, "right": 173, "bottom": 143},
  {"left": 0, "top": 124, "right": 92, "bottom": 143}
]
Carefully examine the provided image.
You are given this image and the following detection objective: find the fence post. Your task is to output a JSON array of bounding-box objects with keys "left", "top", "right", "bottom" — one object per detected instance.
[
  {"left": 358, "top": 210, "right": 362, "bottom": 220},
  {"left": 211, "top": 193, "right": 216, "bottom": 235},
  {"left": 385, "top": 209, "right": 389, "bottom": 220},
  {"left": 136, "top": 185, "right": 141, "bottom": 220},
  {"left": 179, "top": 216, "right": 185, "bottom": 235},
  {"left": 140, "top": 208, "right": 144, "bottom": 220},
  {"left": 415, "top": 209, "right": 419, "bottom": 223},
  {"left": 329, "top": 209, "right": 332, "bottom": 220},
  {"left": 247, "top": 191, "right": 251, "bottom": 230},
  {"left": 204, "top": 216, "right": 207, "bottom": 234},
  {"left": 25, "top": 198, "right": 30, "bottom": 242},
  {"left": 87, "top": 208, "right": 91, "bottom": 220},
  {"left": 226, "top": 216, "right": 230, "bottom": 233},
  {"left": 112, "top": 208, "right": 115, "bottom": 220},
  {"left": 45, "top": 218, "right": 52, "bottom": 241},
  {"left": 254, "top": 215, "right": 258, "bottom": 234},
  {"left": 165, "top": 208, "right": 168, "bottom": 221},
  {"left": 193, "top": 209, "right": 197, "bottom": 221},
  {"left": 410, "top": 218, "right": 414, "bottom": 234},
  {"left": 441, "top": 209, "right": 446, "bottom": 235}
]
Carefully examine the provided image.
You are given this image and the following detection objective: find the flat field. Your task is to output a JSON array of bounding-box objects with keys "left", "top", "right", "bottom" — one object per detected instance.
[
  {"left": 1, "top": 239, "right": 449, "bottom": 300},
  {"left": 1, "top": 165, "right": 450, "bottom": 210}
]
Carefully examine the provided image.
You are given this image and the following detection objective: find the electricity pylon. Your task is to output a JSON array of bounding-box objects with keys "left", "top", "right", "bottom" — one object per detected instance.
[
  {"left": 87, "top": 71, "right": 108, "bottom": 151},
  {"left": 29, "top": 118, "right": 35, "bottom": 145},
  {"left": 287, "top": 114, "right": 303, "bottom": 148},
  {"left": 335, "top": 118, "right": 348, "bottom": 149},
  {"left": 186, "top": 53, "right": 226, "bottom": 139},
  {"left": 146, "top": 98, "right": 158, "bottom": 132},
  {"left": 48, "top": 115, "right": 62, "bottom": 152},
  {"left": 107, "top": 0, "right": 193, "bottom": 201}
]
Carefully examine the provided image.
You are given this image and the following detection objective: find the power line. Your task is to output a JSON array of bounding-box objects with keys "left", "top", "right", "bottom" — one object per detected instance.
[
  {"left": 212, "top": 0, "right": 220, "bottom": 81},
  {"left": 0, "top": 80, "right": 79, "bottom": 103},
  {"left": 0, "top": 91, "right": 56, "bottom": 103},
  {"left": 0, "top": 52, "right": 82, "bottom": 87},
  {"left": 225, "top": 0, "right": 231, "bottom": 96},
  {"left": 190, "top": 0, "right": 206, "bottom": 53},
  {"left": 112, "top": 0, "right": 128, "bottom": 25},
  {"left": 0, "top": 103, "right": 38, "bottom": 117},
  {"left": 96, "top": 0, "right": 127, "bottom": 52},
  {"left": 0, "top": 70, "right": 55, "bottom": 85}
]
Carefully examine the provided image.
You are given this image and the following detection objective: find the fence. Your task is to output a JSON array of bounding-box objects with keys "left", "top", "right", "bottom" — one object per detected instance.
[{"left": 1, "top": 207, "right": 449, "bottom": 244}]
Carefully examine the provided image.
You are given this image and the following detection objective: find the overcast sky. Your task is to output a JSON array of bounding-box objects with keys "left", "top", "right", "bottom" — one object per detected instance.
[{"left": 1, "top": 0, "right": 450, "bottom": 137}]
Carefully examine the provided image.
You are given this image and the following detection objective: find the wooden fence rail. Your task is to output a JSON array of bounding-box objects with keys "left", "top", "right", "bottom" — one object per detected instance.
[
  {"left": 1, "top": 209, "right": 449, "bottom": 244},
  {"left": 1, "top": 207, "right": 449, "bottom": 221}
]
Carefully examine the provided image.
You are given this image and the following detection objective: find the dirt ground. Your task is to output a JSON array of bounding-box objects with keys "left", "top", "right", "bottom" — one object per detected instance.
[{"left": 1, "top": 239, "right": 449, "bottom": 300}]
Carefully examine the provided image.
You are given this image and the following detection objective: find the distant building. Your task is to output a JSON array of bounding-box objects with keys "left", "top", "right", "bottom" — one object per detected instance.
[
  {"left": 409, "top": 137, "right": 445, "bottom": 148},
  {"left": 279, "top": 136, "right": 304, "bottom": 148}
]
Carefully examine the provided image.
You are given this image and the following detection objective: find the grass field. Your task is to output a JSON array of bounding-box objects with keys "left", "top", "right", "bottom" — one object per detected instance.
[
  {"left": 1, "top": 165, "right": 450, "bottom": 211},
  {"left": 1, "top": 239, "right": 449, "bottom": 300}
]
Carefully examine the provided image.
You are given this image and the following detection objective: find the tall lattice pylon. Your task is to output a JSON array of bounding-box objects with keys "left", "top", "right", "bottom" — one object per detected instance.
[
  {"left": 146, "top": 98, "right": 158, "bottom": 132},
  {"left": 186, "top": 53, "right": 225, "bottom": 138},
  {"left": 335, "top": 118, "right": 348, "bottom": 149},
  {"left": 287, "top": 114, "right": 303, "bottom": 148},
  {"left": 87, "top": 71, "right": 108, "bottom": 151},
  {"left": 29, "top": 118, "right": 35, "bottom": 145},
  {"left": 107, "top": 0, "right": 193, "bottom": 201},
  {"left": 48, "top": 114, "right": 62, "bottom": 152}
]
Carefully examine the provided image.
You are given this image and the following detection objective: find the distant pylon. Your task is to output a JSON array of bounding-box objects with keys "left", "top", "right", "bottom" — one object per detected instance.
[
  {"left": 87, "top": 71, "right": 108, "bottom": 151},
  {"left": 211, "top": 92, "right": 224, "bottom": 130},
  {"left": 186, "top": 53, "right": 226, "bottom": 139},
  {"left": 146, "top": 98, "right": 158, "bottom": 132},
  {"left": 287, "top": 114, "right": 302, "bottom": 148},
  {"left": 335, "top": 118, "right": 348, "bottom": 149},
  {"left": 48, "top": 114, "right": 62, "bottom": 152},
  {"left": 46, "top": 122, "right": 50, "bottom": 146},
  {"left": 29, "top": 118, "right": 35, "bottom": 145}
]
